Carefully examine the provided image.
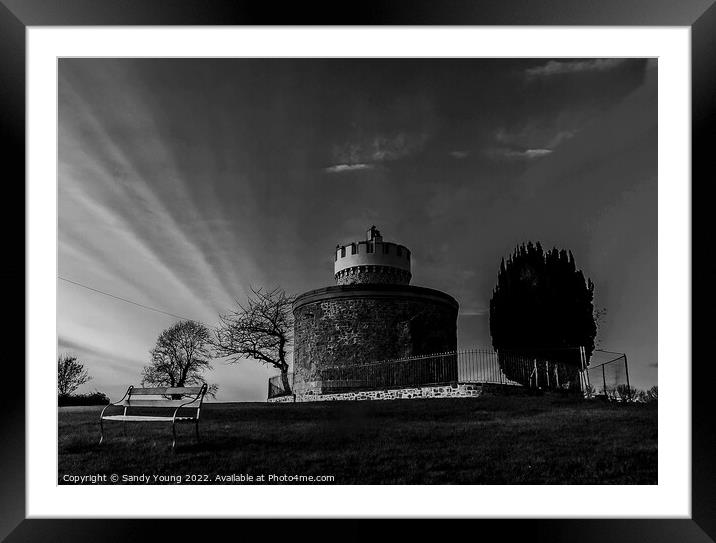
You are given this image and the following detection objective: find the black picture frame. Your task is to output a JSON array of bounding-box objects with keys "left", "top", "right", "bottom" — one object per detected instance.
[{"left": 4, "top": 1, "right": 713, "bottom": 541}]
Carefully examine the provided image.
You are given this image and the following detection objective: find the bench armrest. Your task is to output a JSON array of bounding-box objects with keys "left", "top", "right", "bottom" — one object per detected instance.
[
  {"left": 99, "top": 386, "right": 133, "bottom": 419},
  {"left": 171, "top": 384, "right": 208, "bottom": 421}
]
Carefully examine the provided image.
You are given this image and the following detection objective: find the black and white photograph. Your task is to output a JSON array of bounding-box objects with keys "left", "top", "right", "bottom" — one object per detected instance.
[{"left": 57, "top": 57, "right": 658, "bottom": 485}]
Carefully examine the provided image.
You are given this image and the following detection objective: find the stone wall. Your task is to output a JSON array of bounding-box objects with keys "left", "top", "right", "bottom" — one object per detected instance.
[
  {"left": 293, "top": 285, "right": 458, "bottom": 391},
  {"left": 267, "top": 383, "right": 484, "bottom": 403},
  {"left": 267, "top": 394, "right": 296, "bottom": 403}
]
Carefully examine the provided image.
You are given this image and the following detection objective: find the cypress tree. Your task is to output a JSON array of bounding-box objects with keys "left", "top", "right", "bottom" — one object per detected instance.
[{"left": 489, "top": 243, "right": 598, "bottom": 385}]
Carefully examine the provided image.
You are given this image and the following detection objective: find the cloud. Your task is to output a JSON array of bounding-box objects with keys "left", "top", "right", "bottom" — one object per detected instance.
[
  {"left": 58, "top": 336, "right": 141, "bottom": 374},
  {"left": 526, "top": 59, "right": 626, "bottom": 78},
  {"left": 489, "top": 125, "right": 577, "bottom": 162},
  {"left": 496, "top": 126, "right": 576, "bottom": 149},
  {"left": 544, "top": 130, "right": 576, "bottom": 148},
  {"left": 326, "top": 131, "right": 429, "bottom": 173},
  {"left": 370, "top": 132, "right": 428, "bottom": 161},
  {"left": 449, "top": 150, "right": 469, "bottom": 159},
  {"left": 324, "top": 163, "right": 375, "bottom": 173},
  {"left": 521, "top": 149, "right": 553, "bottom": 159},
  {"left": 58, "top": 69, "right": 249, "bottom": 316},
  {"left": 486, "top": 147, "right": 553, "bottom": 160}
]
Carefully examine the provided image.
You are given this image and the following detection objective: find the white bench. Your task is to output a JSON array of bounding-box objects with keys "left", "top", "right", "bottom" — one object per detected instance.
[{"left": 99, "top": 385, "right": 208, "bottom": 448}]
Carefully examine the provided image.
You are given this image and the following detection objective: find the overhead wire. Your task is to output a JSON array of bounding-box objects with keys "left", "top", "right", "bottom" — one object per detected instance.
[{"left": 58, "top": 275, "right": 201, "bottom": 322}]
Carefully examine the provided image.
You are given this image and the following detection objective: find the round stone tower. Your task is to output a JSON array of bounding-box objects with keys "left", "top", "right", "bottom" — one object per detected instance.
[
  {"left": 334, "top": 226, "right": 412, "bottom": 286},
  {"left": 293, "top": 227, "right": 459, "bottom": 396}
]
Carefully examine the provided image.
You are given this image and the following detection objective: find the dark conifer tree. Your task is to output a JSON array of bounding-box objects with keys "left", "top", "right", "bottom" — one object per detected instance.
[{"left": 489, "top": 243, "right": 597, "bottom": 385}]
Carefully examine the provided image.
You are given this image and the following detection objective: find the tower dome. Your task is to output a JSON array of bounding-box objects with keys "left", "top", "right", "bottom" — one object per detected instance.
[{"left": 333, "top": 226, "right": 412, "bottom": 285}]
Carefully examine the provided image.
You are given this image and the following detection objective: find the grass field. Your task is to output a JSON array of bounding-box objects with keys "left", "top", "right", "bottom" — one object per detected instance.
[{"left": 58, "top": 394, "right": 657, "bottom": 484}]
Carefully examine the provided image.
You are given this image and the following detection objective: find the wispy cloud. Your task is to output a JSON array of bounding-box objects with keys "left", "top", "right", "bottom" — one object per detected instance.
[
  {"left": 324, "top": 163, "right": 375, "bottom": 173},
  {"left": 496, "top": 126, "right": 576, "bottom": 149},
  {"left": 370, "top": 132, "right": 428, "bottom": 161},
  {"left": 325, "top": 132, "right": 428, "bottom": 173},
  {"left": 544, "top": 130, "right": 576, "bottom": 148},
  {"left": 449, "top": 150, "right": 469, "bottom": 159},
  {"left": 518, "top": 148, "right": 552, "bottom": 159},
  {"left": 526, "top": 59, "right": 626, "bottom": 78},
  {"left": 488, "top": 124, "right": 577, "bottom": 162},
  {"left": 486, "top": 147, "right": 553, "bottom": 161}
]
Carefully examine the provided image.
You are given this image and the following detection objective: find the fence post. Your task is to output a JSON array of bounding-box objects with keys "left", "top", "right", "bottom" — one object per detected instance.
[
  {"left": 582, "top": 346, "right": 591, "bottom": 390},
  {"left": 624, "top": 354, "right": 630, "bottom": 390},
  {"left": 602, "top": 364, "right": 607, "bottom": 399},
  {"left": 577, "top": 346, "right": 584, "bottom": 392},
  {"left": 545, "top": 360, "right": 550, "bottom": 389},
  {"left": 533, "top": 359, "right": 538, "bottom": 389}
]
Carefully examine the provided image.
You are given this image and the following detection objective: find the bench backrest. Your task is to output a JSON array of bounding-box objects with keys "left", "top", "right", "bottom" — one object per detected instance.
[{"left": 119, "top": 385, "right": 208, "bottom": 409}]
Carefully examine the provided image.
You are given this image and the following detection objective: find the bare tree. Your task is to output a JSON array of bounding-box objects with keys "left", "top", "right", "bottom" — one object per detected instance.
[
  {"left": 142, "top": 320, "right": 217, "bottom": 396},
  {"left": 58, "top": 354, "right": 91, "bottom": 396},
  {"left": 214, "top": 287, "right": 295, "bottom": 394}
]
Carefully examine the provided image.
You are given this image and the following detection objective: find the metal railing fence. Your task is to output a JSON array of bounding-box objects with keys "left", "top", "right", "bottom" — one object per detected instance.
[
  {"left": 267, "top": 346, "right": 622, "bottom": 398},
  {"left": 583, "top": 351, "right": 630, "bottom": 400}
]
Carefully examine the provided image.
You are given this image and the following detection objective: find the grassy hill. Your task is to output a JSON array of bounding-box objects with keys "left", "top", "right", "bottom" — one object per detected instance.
[{"left": 58, "top": 394, "right": 657, "bottom": 484}]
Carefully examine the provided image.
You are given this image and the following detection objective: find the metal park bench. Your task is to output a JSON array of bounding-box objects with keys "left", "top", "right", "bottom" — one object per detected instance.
[{"left": 99, "top": 384, "right": 208, "bottom": 449}]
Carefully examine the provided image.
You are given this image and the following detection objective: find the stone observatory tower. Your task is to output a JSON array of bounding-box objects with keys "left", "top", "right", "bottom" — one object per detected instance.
[{"left": 292, "top": 227, "right": 459, "bottom": 396}]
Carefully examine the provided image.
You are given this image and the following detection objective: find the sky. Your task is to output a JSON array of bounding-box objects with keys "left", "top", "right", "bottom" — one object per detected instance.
[{"left": 58, "top": 58, "right": 658, "bottom": 402}]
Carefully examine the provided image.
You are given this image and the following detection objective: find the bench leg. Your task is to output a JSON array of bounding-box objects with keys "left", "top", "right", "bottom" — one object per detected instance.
[
  {"left": 172, "top": 421, "right": 177, "bottom": 450},
  {"left": 99, "top": 418, "right": 104, "bottom": 445}
]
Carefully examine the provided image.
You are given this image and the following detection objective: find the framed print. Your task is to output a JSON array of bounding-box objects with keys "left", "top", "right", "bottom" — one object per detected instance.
[{"left": 4, "top": 0, "right": 714, "bottom": 541}]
